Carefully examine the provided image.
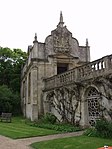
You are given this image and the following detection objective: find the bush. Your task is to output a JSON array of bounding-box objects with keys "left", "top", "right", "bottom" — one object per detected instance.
[
  {"left": 40, "top": 113, "right": 57, "bottom": 124},
  {"left": 84, "top": 119, "right": 112, "bottom": 138},
  {"left": 25, "top": 113, "right": 82, "bottom": 133},
  {"left": 95, "top": 119, "right": 112, "bottom": 138},
  {"left": 34, "top": 123, "right": 81, "bottom": 132}
]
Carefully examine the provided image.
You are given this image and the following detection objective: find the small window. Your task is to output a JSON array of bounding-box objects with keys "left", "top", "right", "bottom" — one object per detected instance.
[{"left": 57, "top": 63, "right": 68, "bottom": 74}]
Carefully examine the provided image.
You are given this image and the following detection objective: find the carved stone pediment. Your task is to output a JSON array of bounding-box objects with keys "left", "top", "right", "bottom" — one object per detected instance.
[{"left": 52, "top": 26, "right": 72, "bottom": 53}]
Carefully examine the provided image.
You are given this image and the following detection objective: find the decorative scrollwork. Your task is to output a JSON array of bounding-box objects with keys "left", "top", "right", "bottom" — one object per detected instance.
[{"left": 53, "top": 29, "right": 70, "bottom": 53}]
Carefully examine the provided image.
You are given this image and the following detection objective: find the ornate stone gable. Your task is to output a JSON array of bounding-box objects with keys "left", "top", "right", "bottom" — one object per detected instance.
[
  {"left": 44, "top": 12, "right": 85, "bottom": 60},
  {"left": 51, "top": 26, "right": 72, "bottom": 53}
]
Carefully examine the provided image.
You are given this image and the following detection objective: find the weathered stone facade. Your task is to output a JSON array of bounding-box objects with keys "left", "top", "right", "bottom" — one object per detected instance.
[{"left": 21, "top": 12, "right": 112, "bottom": 127}]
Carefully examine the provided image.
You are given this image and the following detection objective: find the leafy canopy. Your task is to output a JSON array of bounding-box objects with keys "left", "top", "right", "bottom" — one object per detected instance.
[
  {"left": 0, "top": 47, "right": 27, "bottom": 92},
  {"left": 0, "top": 47, "right": 27, "bottom": 115}
]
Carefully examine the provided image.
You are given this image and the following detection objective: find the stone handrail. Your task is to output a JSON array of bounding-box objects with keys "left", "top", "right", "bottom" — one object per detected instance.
[{"left": 44, "top": 54, "right": 112, "bottom": 91}]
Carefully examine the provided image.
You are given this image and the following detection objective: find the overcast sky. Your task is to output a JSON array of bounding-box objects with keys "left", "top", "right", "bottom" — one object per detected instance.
[{"left": 0, "top": 0, "right": 112, "bottom": 61}]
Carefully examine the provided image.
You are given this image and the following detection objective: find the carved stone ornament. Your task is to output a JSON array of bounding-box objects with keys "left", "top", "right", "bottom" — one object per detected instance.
[{"left": 53, "top": 28, "right": 70, "bottom": 53}]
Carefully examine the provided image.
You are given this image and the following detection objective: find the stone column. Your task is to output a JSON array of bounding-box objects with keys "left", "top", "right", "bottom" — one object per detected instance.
[
  {"left": 31, "top": 65, "right": 38, "bottom": 120},
  {"left": 31, "top": 67, "right": 38, "bottom": 104}
]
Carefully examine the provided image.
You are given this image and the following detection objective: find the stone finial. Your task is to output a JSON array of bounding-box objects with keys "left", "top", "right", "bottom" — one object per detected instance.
[
  {"left": 35, "top": 33, "right": 37, "bottom": 41},
  {"left": 60, "top": 11, "right": 63, "bottom": 23},
  {"left": 33, "top": 33, "right": 38, "bottom": 43},
  {"left": 86, "top": 38, "right": 89, "bottom": 46},
  {"left": 57, "top": 11, "right": 64, "bottom": 27}
]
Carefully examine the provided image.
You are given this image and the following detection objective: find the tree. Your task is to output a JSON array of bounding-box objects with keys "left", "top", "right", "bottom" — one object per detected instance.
[
  {"left": 0, "top": 47, "right": 27, "bottom": 92},
  {"left": 0, "top": 47, "right": 27, "bottom": 115}
]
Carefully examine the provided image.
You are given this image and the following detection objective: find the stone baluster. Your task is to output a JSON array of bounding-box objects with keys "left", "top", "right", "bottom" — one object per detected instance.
[
  {"left": 104, "top": 56, "right": 110, "bottom": 70},
  {"left": 101, "top": 61, "right": 104, "bottom": 69},
  {"left": 66, "top": 73, "right": 68, "bottom": 82},
  {"left": 94, "top": 63, "right": 96, "bottom": 70},
  {"left": 74, "top": 69, "right": 77, "bottom": 79},
  {"left": 65, "top": 73, "right": 68, "bottom": 83},
  {"left": 69, "top": 72, "right": 72, "bottom": 82},
  {"left": 91, "top": 64, "right": 94, "bottom": 71},
  {"left": 97, "top": 62, "right": 99, "bottom": 70}
]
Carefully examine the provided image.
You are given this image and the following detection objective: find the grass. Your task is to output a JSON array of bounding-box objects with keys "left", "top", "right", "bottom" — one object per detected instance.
[
  {"left": 31, "top": 135, "right": 112, "bottom": 149},
  {"left": 0, "top": 117, "right": 60, "bottom": 139},
  {"left": 0, "top": 117, "right": 111, "bottom": 149}
]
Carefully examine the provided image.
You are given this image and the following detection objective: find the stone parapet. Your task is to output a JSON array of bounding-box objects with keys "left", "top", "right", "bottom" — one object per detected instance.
[{"left": 44, "top": 54, "right": 112, "bottom": 91}]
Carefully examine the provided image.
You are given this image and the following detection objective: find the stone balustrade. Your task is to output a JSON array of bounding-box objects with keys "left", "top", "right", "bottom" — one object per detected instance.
[{"left": 44, "top": 54, "right": 112, "bottom": 91}]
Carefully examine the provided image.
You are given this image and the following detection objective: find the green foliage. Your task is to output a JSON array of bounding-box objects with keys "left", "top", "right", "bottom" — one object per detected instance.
[
  {"left": 40, "top": 113, "right": 57, "bottom": 124},
  {"left": 34, "top": 123, "right": 81, "bottom": 132},
  {"left": 0, "top": 47, "right": 27, "bottom": 115},
  {"left": 0, "top": 47, "right": 27, "bottom": 92},
  {"left": 84, "top": 128, "right": 97, "bottom": 137},
  {"left": 0, "top": 85, "right": 21, "bottom": 115},
  {"left": 26, "top": 113, "right": 81, "bottom": 133},
  {"left": 84, "top": 119, "right": 112, "bottom": 138},
  {"left": 95, "top": 119, "right": 112, "bottom": 138}
]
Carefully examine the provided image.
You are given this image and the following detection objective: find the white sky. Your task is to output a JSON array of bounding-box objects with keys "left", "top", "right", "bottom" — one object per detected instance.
[{"left": 0, "top": 0, "right": 112, "bottom": 61}]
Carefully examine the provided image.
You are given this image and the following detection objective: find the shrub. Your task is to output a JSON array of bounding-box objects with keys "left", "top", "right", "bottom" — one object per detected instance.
[
  {"left": 95, "top": 119, "right": 112, "bottom": 138},
  {"left": 31, "top": 122, "right": 81, "bottom": 132},
  {"left": 84, "top": 119, "right": 112, "bottom": 138},
  {"left": 25, "top": 114, "right": 82, "bottom": 133},
  {"left": 41, "top": 113, "right": 57, "bottom": 124}
]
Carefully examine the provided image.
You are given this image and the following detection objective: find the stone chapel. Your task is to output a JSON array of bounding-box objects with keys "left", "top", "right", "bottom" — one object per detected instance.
[{"left": 21, "top": 12, "right": 112, "bottom": 127}]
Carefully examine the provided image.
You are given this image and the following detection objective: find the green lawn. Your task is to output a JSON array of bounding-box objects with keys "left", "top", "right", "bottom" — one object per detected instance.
[
  {"left": 31, "top": 135, "right": 112, "bottom": 149},
  {"left": 0, "top": 117, "right": 60, "bottom": 139}
]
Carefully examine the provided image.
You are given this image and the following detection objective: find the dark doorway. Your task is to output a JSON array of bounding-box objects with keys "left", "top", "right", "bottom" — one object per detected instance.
[{"left": 57, "top": 63, "right": 68, "bottom": 74}]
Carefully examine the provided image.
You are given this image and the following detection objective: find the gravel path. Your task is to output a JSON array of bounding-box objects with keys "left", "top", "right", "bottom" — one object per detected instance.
[
  {"left": 0, "top": 131, "right": 84, "bottom": 149},
  {"left": 0, "top": 135, "right": 32, "bottom": 149}
]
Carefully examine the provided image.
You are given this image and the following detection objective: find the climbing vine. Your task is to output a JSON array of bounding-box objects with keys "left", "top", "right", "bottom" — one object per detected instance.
[{"left": 46, "top": 83, "right": 82, "bottom": 125}]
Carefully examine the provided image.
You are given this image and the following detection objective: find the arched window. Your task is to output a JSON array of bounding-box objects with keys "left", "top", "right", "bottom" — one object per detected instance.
[{"left": 87, "top": 87, "right": 101, "bottom": 126}]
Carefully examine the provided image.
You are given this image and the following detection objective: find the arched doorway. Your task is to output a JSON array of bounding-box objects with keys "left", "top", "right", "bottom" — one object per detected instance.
[{"left": 87, "top": 87, "right": 101, "bottom": 126}]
